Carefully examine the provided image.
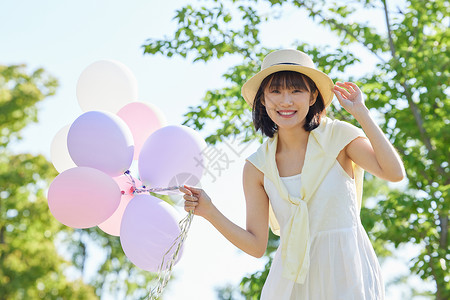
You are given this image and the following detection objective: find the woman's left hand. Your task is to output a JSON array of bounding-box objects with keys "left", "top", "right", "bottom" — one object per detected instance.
[{"left": 333, "top": 82, "right": 369, "bottom": 117}]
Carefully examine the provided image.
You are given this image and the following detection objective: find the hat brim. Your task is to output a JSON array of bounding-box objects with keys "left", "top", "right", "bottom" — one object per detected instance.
[{"left": 241, "top": 65, "right": 334, "bottom": 109}]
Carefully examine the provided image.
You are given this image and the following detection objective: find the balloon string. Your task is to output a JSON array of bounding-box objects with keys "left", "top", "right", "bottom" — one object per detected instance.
[
  {"left": 122, "top": 171, "right": 194, "bottom": 300},
  {"left": 146, "top": 211, "right": 194, "bottom": 300},
  {"left": 124, "top": 170, "right": 183, "bottom": 194}
]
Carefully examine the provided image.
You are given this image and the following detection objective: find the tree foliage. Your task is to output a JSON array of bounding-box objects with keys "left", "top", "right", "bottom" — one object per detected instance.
[
  {"left": 143, "top": 0, "right": 449, "bottom": 298},
  {"left": 0, "top": 65, "right": 97, "bottom": 299},
  {"left": 0, "top": 65, "right": 161, "bottom": 299}
]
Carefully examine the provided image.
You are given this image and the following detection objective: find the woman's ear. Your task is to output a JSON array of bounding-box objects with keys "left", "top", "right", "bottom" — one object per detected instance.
[
  {"left": 260, "top": 96, "right": 266, "bottom": 107},
  {"left": 309, "top": 90, "right": 319, "bottom": 106}
]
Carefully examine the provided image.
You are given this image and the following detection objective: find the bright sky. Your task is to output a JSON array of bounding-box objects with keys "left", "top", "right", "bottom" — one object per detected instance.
[{"left": 1, "top": 0, "right": 430, "bottom": 299}]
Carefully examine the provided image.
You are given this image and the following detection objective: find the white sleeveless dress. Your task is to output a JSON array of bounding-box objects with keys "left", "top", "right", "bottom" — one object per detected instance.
[{"left": 260, "top": 160, "right": 385, "bottom": 300}]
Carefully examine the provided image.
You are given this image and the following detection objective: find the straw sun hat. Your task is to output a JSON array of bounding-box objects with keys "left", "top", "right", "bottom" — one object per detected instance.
[{"left": 241, "top": 49, "right": 334, "bottom": 108}]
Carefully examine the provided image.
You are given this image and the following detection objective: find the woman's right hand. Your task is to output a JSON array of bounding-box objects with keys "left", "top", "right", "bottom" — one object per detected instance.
[{"left": 179, "top": 185, "right": 215, "bottom": 219}]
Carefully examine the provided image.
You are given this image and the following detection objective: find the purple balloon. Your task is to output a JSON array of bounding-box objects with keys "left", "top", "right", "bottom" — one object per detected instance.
[
  {"left": 47, "top": 167, "right": 121, "bottom": 228},
  {"left": 120, "top": 195, "right": 182, "bottom": 272},
  {"left": 68, "top": 111, "right": 134, "bottom": 177},
  {"left": 138, "top": 125, "right": 207, "bottom": 193}
]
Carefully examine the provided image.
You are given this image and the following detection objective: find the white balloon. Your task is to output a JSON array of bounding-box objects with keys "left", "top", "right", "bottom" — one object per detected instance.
[
  {"left": 50, "top": 125, "right": 76, "bottom": 173},
  {"left": 76, "top": 60, "right": 138, "bottom": 113}
]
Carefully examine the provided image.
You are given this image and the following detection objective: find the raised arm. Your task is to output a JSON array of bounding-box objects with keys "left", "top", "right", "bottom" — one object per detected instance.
[
  {"left": 334, "top": 82, "right": 405, "bottom": 182},
  {"left": 180, "top": 160, "right": 270, "bottom": 258}
]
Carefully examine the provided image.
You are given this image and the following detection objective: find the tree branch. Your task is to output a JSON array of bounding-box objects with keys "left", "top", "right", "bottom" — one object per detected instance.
[
  {"left": 423, "top": 234, "right": 445, "bottom": 300},
  {"left": 384, "top": 2, "right": 449, "bottom": 294},
  {"left": 439, "top": 214, "right": 448, "bottom": 250},
  {"left": 400, "top": 83, "right": 448, "bottom": 183},
  {"left": 382, "top": 0, "right": 447, "bottom": 183},
  {"left": 294, "top": 0, "right": 387, "bottom": 64},
  {"left": 382, "top": 0, "right": 396, "bottom": 57},
  {"left": 0, "top": 199, "right": 3, "bottom": 245}
]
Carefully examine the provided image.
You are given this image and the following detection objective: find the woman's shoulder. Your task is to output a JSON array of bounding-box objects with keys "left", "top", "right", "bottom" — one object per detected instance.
[
  {"left": 320, "top": 116, "right": 360, "bottom": 130},
  {"left": 312, "top": 117, "right": 366, "bottom": 157},
  {"left": 316, "top": 117, "right": 365, "bottom": 138},
  {"left": 243, "top": 160, "right": 265, "bottom": 190}
]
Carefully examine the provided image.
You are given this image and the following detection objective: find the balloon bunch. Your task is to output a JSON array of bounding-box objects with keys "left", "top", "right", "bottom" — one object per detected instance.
[{"left": 47, "top": 60, "right": 206, "bottom": 298}]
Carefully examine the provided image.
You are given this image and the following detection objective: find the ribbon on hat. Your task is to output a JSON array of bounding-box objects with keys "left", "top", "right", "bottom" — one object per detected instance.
[{"left": 246, "top": 117, "right": 366, "bottom": 283}]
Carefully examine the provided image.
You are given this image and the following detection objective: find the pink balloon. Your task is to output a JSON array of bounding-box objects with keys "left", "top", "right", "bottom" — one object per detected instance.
[
  {"left": 67, "top": 111, "right": 134, "bottom": 177},
  {"left": 98, "top": 175, "right": 141, "bottom": 236},
  {"left": 120, "top": 194, "right": 182, "bottom": 272},
  {"left": 138, "top": 125, "right": 207, "bottom": 194},
  {"left": 117, "top": 102, "right": 167, "bottom": 160},
  {"left": 47, "top": 167, "right": 121, "bottom": 229}
]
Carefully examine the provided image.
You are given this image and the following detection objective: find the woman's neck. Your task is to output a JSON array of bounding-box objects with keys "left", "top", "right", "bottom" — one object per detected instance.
[{"left": 277, "top": 126, "right": 310, "bottom": 153}]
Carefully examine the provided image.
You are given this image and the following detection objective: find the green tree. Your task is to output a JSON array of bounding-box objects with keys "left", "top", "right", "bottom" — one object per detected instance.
[
  {"left": 0, "top": 65, "right": 161, "bottom": 299},
  {"left": 143, "top": 0, "right": 449, "bottom": 298},
  {"left": 0, "top": 65, "right": 97, "bottom": 299}
]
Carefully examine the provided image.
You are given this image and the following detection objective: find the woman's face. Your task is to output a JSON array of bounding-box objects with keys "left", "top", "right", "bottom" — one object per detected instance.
[{"left": 263, "top": 84, "right": 316, "bottom": 130}]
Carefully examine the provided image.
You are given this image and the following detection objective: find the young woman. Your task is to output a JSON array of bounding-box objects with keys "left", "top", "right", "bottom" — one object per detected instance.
[{"left": 179, "top": 49, "right": 405, "bottom": 299}]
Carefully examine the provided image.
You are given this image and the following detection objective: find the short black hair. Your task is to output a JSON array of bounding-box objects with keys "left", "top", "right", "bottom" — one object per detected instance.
[{"left": 251, "top": 71, "right": 325, "bottom": 138}]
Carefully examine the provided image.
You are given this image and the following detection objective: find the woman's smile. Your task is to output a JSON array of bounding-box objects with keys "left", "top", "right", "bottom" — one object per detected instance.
[{"left": 277, "top": 110, "right": 297, "bottom": 118}]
